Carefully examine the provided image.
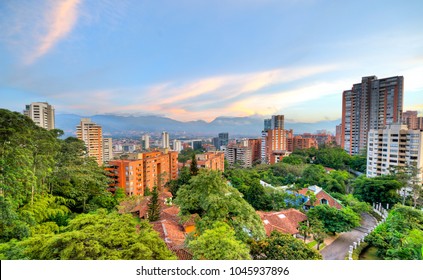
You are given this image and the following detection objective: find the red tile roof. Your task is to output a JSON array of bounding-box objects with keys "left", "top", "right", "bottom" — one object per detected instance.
[
  {"left": 299, "top": 186, "right": 343, "bottom": 210},
  {"left": 257, "top": 209, "right": 307, "bottom": 236}
]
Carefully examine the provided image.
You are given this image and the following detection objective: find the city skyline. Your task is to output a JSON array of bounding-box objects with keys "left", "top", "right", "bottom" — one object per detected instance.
[{"left": 1, "top": 0, "right": 423, "bottom": 122}]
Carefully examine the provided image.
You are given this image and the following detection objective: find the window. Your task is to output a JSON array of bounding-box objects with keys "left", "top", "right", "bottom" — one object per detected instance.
[{"left": 321, "top": 198, "right": 328, "bottom": 205}]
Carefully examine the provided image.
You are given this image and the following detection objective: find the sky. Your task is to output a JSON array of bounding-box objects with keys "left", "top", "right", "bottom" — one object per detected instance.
[{"left": 0, "top": 0, "right": 422, "bottom": 123}]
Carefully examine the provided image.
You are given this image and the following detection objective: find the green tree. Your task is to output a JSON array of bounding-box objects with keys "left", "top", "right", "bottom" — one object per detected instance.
[
  {"left": 301, "top": 164, "right": 326, "bottom": 186},
  {"left": 298, "top": 220, "right": 311, "bottom": 242},
  {"left": 249, "top": 231, "right": 322, "bottom": 260},
  {"left": 168, "top": 166, "right": 191, "bottom": 198},
  {"left": 190, "top": 153, "right": 199, "bottom": 176},
  {"left": 188, "top": 222, "right": 251, "bottom": 260},
  {"left": 0, "top": 210, "right": 176, "bottom": 260},
  {"left": 307, "top": 205, "right": 360, "bottom": 234},
  {"left": 147, "top": 186, "right": 160, "bottom": 222},
  {"left": 310, "top": 219, "right": 327, "bottom": 250},
  {"left": 365, "top": 204, "right": 423, "bottom": 260},
  {"left": 353, "top": 175, "right": 402, "bottom": 206},
  {"left": 174, "top": 169, "right": 265, "bottom": 242}
]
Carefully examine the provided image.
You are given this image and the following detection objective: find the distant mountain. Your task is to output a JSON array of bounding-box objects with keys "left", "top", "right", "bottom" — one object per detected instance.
[{"left": 56, "top": 114, "right": 340, "bottom": 138}]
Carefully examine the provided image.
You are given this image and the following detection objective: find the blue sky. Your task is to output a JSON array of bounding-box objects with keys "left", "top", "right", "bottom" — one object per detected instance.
[{"left": 0, "top": 0, "right": 422, "bottom": 122}]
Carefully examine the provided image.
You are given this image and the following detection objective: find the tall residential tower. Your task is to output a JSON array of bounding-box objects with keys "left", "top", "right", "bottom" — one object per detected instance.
[
  {"left": 76, "top": 118, "right": 103, "bottom": 165},
  {"left": 23, "top": 102, "right": 55, "bottom": 130},
  {"left": 341, "top": 76, "right": 404, "bottom": 155}
]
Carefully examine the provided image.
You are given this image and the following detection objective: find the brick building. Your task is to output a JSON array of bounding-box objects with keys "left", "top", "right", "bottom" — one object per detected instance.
[{"left": 107, "top": 150, "right": 178, "bottom": 196}]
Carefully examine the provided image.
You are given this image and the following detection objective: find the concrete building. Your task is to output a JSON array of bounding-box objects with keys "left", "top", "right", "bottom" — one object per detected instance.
[
  {"left": 213, "top": 133, "right": 229, "bottom": 150},
  {"left": 402, "top": 111, "right": 423, "bottom": 130},
  {"left": 367, "top": 123, "right": 423, "bottom": 182},
  {"left": 335, "top": 124, "right": 343, "bottom": 146},
  {"left": 23, "top": 102, "right": 55, "bottom": 130},
  {"left": 341, "top": 76, "right": 404, "bottom": 155},
  {"left": 76, "top": 118, "right": 103, "bottom": 165},
  {"left": 248, "top": 138, "right": 262, "bottom": 164},
  {"left": 261, "top": 115, "right": 287, "bottom": 164},
  {"left": 103, "top": 137, "right": 113, "bottom": 162},
  {"left": 162, "top": 131, "right": 170, "bottom": 149},
  {"left": 185, "top": 152, "right": 225, "bottom": 172},
  {"left": 225, "top": 145, "right": 252, "bottom": 168},
  {"left": 108, "top": 150, "right": 178, "bottom": 196},
  {"left": 192, "top": 140, "right": 202, "bottom": 151},
  {"left": 173, "top": 139, "right": 182, "bottom": 152},
  {"left": 141, "top": 134, "right": 150, "bottom": 150}
]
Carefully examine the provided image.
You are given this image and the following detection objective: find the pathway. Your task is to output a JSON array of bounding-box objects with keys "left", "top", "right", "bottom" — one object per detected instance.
[{"left": 320, "top": 212, "right": 377, "bottom": 260}]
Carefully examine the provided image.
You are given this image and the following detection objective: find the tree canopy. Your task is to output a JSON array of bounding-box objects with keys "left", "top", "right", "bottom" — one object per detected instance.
[
  {"left": 174, "top": 169, "right": 266, "bottom": 242},
  {"left": 249, "top": 231, "right": 322, "bottom": 260}
]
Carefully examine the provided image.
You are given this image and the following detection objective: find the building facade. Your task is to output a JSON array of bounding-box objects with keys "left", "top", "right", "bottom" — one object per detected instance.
[
  {"left": 261, "top": 115, "right": 287, "bottom": 164},
  {"left": 367, "top": 124, "right": 423, "bottom": 182},
  {"left": 23, "top": 102, "right": 55, "bottom": 130},
  {"left": 108, "top": 150, "right": 178, "bottom": 196},
  {"left": 225, "top": 145, "right": 252, "bottom": 168},
  {"left": 185, "top": 152, "right": 225, "bottom": 172},
  {"left": 103, "top": 137, "right": 113, "bottom": 162},
  {"left": 162, "top": 131, "right": 170, "bottom": 149},
  {"left": 76, "top": 118, "right": 103, "bottom": 165},
  {"left": 141, "top": 134, "right": 150, "bottom": 150},
  {"left": 341, "top": 76, "right": 404, "bottom": 155}
]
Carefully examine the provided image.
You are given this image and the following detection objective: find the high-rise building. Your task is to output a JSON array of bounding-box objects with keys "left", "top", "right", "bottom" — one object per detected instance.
[
  {"left": 261, "top": 115, "right": 287, "bottom": 164},
  {"left": 402, "top": 111, "right": 422, "bottom": 130},
  {"left": 216, "top": 132, "right": 229, "bottom": 150},
  {"left": 107, "top": 150, "right": 178, "bottom": 196},
  {"left": 192, "top": 140, "right": 202, "bottom": 151},
  {"left": 103, "top": 137, "right": 113, "bottom": 162},
  {"left": 162, "top": 131, "right": 170, "bottom": 149},
  {"left": 271, "top": 115, "right": 284, "bottom": 129},
  {"left": 341, "top": 75, "right": 404, "bottom": 155},
  {"left": 367, "top": 123, "right": 423, "bottom": 183},
  {"left": 248, "top": 138, "right": 262, "bottom": 164},
  {"left": 76, "top": 118, "right": 103, "bottom": 165},
  {"left": 335, "top": 124, "right": 343, "bottom": 146},
  {"left": 141, "top": 134, "right": 150, "bottom": 150},
  {"left": 23, "top": 102, "right": 55, "bottom": 130},
  {"left": 173, "top": 139, "right": 182, "bottom": 152},
  {"left": 225, "top": 145, "right": 252, "bottom": 168}
]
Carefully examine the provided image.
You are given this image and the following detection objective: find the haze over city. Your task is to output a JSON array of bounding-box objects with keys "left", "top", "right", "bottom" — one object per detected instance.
[{"left": 1, "top": 0, "right": 422, "bottom": 122}]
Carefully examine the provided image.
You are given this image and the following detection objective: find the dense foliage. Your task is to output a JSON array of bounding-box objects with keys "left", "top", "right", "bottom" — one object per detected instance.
[
  {"left": 307, "top": 205, "right": 361, "bottom": 234},
  {"left": 188, "top": 221, "right": 251, "bottom": 260},
  {"left": 365, "top": 205, "right": 423, "bottom": 260},
  {"left": 0, "top": 109, "right": 175, "bottom": 260},
  {"left": 249, "top": 231, "right": 322, "bottom": 260},
  {"left": 174, "top": 169, "right": 266, "bottom": 242},
  {"left": 0, "top": 210, "right": 176, "bottom": 260}
]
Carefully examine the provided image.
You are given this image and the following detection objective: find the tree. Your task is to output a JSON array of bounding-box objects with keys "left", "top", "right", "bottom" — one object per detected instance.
[
  {"left": 301, "top": 164, "right": 326, "bottom": 186},
  {"left": 190, "top": 153, "right": 199, "bottom": 176},
  {"left": 353, "top": 175, "right": 402, "bottom": 206},
  {"left": 307, "top": 205, "right": 360, "bottom": 234},
  {"left": 365, "top": 204, "right": 423, "bottom": 260},
  {"left": 168, "top": 166, "right": 191, "bottom": 198},
  {"left": 188, "top": 222, "right": 251, "bottom": 260},
  {"left": 249, "top": 231, "right": 322, "bottom": 260},
  {"left": 310, "top": 219, "right": 327, "bottom": 250},
  {"left": 298, "top": 220, "right": 311, "bottom": 242},
  {"left": 174, "top": 169, "right": 266, "bottom": 242},
  {"left": 0, "top": 210, "right": 177, "bottom": 260},
  {"left": 147, "top": 186, "right": 160, "bottom": 222}
]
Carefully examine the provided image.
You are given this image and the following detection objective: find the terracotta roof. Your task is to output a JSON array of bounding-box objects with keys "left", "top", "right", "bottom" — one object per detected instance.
[
  {"left": 257, "top": 209, "right": 307, "bottom": 236},
  {"left": 299, "top": 186, "right": 343, "bottom": 209},
  {"left": 152, "top": 219, "right": 186, "bottom": 247}
]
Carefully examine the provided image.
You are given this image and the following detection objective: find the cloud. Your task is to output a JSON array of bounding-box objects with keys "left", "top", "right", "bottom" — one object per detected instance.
[
  {"left": 26, "top": 0, "right": 82, "bottom": 64},
  {"left": 52, "top": 64, "right": 341, "bottom": 121}
]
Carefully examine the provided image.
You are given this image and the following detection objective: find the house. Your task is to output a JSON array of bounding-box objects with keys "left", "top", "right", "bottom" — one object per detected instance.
[
  {"left": 298, "top": 185, "right": 343, "bottom": 210},
  {"left": 128, "top": 189, "right": 196, "bottom": 260},
  {"left": 257, "top": 208, "right": 307, "bottom": 237}
]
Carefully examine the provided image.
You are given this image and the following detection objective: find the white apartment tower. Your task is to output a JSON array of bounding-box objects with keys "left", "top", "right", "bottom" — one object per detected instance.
[
  {"left": 367, "top": 123, "right": 423, "bottom": 182},
  {"left": 24, "top": 102, "right": 55, "bottom": 130},
  {"left": 162, "top": 131, "right": 170, "bottom": 149},
  {"left": 103, "top": 137, "right": 113, "bottom": 162}
]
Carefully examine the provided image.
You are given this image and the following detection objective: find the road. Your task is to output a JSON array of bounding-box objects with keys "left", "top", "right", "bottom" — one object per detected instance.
[{"left": 320, "top": 213, "right": 377, "bottom": 260}]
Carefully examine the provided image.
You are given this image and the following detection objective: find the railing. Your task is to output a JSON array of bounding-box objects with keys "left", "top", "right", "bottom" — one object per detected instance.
[{"left": 347, "top": 203, "right": 388, "bottom": 260}]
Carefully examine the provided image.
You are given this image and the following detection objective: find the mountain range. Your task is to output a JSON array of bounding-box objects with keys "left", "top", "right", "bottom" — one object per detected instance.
[{"left": 56, "top": 114, "right": 340, "bottom": 138}]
